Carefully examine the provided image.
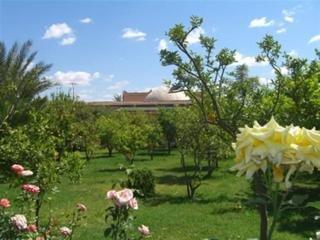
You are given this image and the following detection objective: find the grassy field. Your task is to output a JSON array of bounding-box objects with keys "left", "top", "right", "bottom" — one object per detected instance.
[{"left": 1, "top": 149, "right": 319, "bottom": 240}]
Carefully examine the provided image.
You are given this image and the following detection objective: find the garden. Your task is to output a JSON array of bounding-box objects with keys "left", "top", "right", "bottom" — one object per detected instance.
[{"left": 1, "top": 15, "right": 320, "bottom": 240}]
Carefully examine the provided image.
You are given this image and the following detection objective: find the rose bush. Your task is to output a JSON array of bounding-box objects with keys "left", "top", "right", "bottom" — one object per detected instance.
[
  {"left": 105, "top": 188, "right": 150, "bottom": 240},
  {"left": 0, "top": 164, "right": 87, "bottom": 240}
]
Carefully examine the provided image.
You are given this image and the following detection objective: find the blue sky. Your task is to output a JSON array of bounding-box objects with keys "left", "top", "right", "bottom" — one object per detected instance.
[{"left": 1, "top": 0, "right": 320, "bottom": 101}]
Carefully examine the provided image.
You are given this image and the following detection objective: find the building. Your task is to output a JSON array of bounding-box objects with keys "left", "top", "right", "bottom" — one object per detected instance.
[{"left": 88, "top": 86, "right": 191, "bottom": 112}]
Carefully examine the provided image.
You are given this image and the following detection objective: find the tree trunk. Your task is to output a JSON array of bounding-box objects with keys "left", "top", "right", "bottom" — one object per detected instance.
[
  {"left": 254, "top": 172, "right": 268, "bottom": 240},
  {"left": 107, "top": 146, "right": 113, "bottom": 157},
  {"left": 167, "top": 141, "right": 171, "bottom": 155}
]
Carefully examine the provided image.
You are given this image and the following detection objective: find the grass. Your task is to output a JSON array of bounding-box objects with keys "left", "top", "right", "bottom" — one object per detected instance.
[{"left": 1, "top": 149, "right": 319, "bottom": 240}]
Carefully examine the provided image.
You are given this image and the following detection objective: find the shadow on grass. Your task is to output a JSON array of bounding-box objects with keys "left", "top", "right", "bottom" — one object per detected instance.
[
  {"left": 137, "top": 151, "right": 171, "bottom": 157},
  {"left": 276, "top": 185, "right": 320, "bottom": 238},
  {"left": 156, "top": 166, "right": 197, "bottom": 173},
  {"left": 155, "top": 166, "right": 231, "bottom": 175},
  {"left": 277, "top": 206, "right": 318, "bottom": 238},
  {"left": 93, "top": 153, "right": 113, "bottom": 160},
  {"left": 156, "top": 175, "right": 186, "bottom": 185},
  {"left": 143, "top": 192, "right": 244, "bottom": 207},
  {"left": 133, "top": 157, "right": 153, "bottom": 162},
  {"left": 97, "top": 168, "right": 123, "bottom": 173}
]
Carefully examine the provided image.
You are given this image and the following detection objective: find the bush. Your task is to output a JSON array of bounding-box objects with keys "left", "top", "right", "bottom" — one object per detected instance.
[{"left": 125, "top": 169, "right": 155, "bottom": 197}]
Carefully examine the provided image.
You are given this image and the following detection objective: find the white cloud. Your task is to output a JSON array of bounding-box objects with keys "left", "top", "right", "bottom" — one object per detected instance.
[
  {"left": 280, "top": 66, "right": 289, "bottom": 75},
  {"left": 80, "top": 18, "right": 92, "bottom": 24},
  {"left": 105, "top": 74, "right": 114, "bottom": 82},
  {"left": 122, "top": 28, "right": 146, "bottom": 41},
  {"left": 26, "top": 62, "right": 34, "bottom": 72},
  {"left": 282, "top": 9, "right": 295, "bottom": 23},
  {"left": 259, "top": 77, "right": 269, "bottom": 85},
  {"left": 271, "top": 67, "right": 289, "bottom": 76},
  {"left": 50, "top": 71, "right": 100, "bottom": 86},
  {"left": 186, "top": 27, "right": 204, "bottom": 44},
  {"left": 108, "top": 80, "right": 130, "bottom": 90},
  {"left": 60, "top": 36, "right": 76, "bottom": 45},
  {"left": 43, "top": 23, "right": 72, "bottom": 39},
  {"left": 158, "top": 39, "right": 168, "bottom": 51},
  {"left": 249, "top": 17, "right": 275, "bottom": 28},
  {"left": 233, "top": 52, "right": 267, "bottom": 67},
  {"left": 308, "top": 34, "right": 320, "bottom": 44},
  {"left": 93, "top": 72, "right": 101, "bottom": 78},
  {"left": 284, "top": 15, "right": 294, "bottom": 23},
  {"left": 43, "top": 23, "right": 76, "bottom": 46},
  {"left": 276, "top": 28, "right": 287, "bottom": 34},
  {"left": 288, "top": 50, "right": 298, "bottom": 57}
]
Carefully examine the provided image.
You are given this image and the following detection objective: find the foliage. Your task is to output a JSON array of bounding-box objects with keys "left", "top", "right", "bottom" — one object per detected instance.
[
  {"left": 44, "top": 93, "right": 99, "bottom": 161},
  {"left": 144, "top": 118, "right": 163, "bottom": 160},
  {"left": 113, "top": 111, "right": 148, "bottom": 164},
  {"left": 96, "top": 114, "right": 119, "bottom": 157},
  {"left": 157, "top": 108, "right": 177, "bottom": 154},
  {"left": 256, "top": 35, "right": 320, "bottom": 128},
  {"left": 0, "top": 110, "right": 86, "bottom": 226},
  {"left": 174, "top": 107, "right": 217, "bottom": 198},
  {"left": 160, "top": 16, "right": 271, "bottom": 140},
  {"left": 124, "top": 169, "right": 155, "bottom": 197},
  {"left": 0, "top": 41, "right": 51, "bottom": 131},
  {"left": 113, "top": 94, "right": 122, "bottom": 102}
]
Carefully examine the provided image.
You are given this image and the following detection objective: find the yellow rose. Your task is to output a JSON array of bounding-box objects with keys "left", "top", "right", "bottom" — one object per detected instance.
[{"left": 232, "top": 117, "right": 320, "bottom": 186}]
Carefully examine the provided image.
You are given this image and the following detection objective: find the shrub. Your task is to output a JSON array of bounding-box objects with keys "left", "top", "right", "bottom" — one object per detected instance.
[
  {"left": 125, "top": 169, "right": 155, "bottom": 197},
  {"left": 0, "top": 164, "right": 87, "bottom": 240},
  {"left": 105, "top": 188, "right": 150, "bottom": 240}
]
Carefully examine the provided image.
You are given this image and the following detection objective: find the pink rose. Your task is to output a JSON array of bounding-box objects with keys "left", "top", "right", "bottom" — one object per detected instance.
[
  {"left": 128, "top": 197, "right": 138, "bottom": 210},
  {"left": 115, "top": 188, "right": 133, "bottom": 206},
  {"left": 27, "top": 224, "right": 37, "bottom": 232},
  {"left": 11, "top": 164, "right": 24, "bottom": 174},
  {"left": 0, "top": 198, "right": 10, "bottom": 208},
  {"left": 106, "top": 190, "right": 117, "bottom": 200},
  {"left": 20, "top": 170, "right": 33, "bottom": 177},
  {"left": 60, "top": 226, "right": 72, "bottom": 237},
  {"left": 138, "top": 225, "right": 150, "bottom": 236},
  {"left": 76, "top": 203, "right": 87, "bottom": 212},
  {"left": 22, "top": 184, "right": 40, "bottom": 194},
  {"left": 11, "top": 214, "right": 27, "bottom": 230}
]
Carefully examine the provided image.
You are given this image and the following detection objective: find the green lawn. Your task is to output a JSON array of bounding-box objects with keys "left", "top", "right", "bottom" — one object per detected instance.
[{"left": 1, "top": 150, "right": 319, "bottom": 240}]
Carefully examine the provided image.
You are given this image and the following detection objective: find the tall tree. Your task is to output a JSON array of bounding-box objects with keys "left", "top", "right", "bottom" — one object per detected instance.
[
  {"left": 0, "top": 41, "right": 52, "bottom": 130},
  {"left": 257, "top": 38, "right": 320, "bottom": 128},
  {"left": 160, "top": 17, "right": 280, "bottom": 139}
]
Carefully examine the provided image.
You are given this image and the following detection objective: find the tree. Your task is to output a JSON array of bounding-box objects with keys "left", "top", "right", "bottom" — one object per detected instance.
[
  {"left": 158, "top": 108, "right": 177, "bottom": 154},
  {"left": 145, "top": 118, "right": 163, "bottom": 160},
  {"left": 114, "top": 111, "right": 147, "bottom": 164},
  {"left": 113, "top": 94, "right": 122, "bottom": 102},
  {"left": 160, "top": 17, "right": 278, "bottom": 140},
  {"left": 0, "top": 110, "right": 85, "bottom": 226},
  {"left": 41, "top": 93, "right": 99, "bottom": 162},
  {"left": 160, "top": 17, "right": 288, "bottom": 239},
  {"left": 257, "top": 39, "right": 320, "bottom": 128},
  {"left": 174, "top": 107, "right": 219, "bottom": 199},
  {"left": 0, "top": 41, "right": 52, "bottom": 131},
  {"left": 96, "top": 114, "right": 118, "bottom": 157}
]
